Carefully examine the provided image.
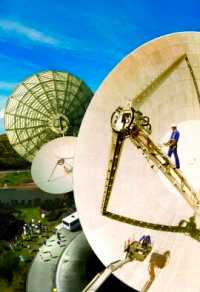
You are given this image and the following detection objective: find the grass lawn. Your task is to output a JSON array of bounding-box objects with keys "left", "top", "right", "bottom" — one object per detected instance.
[
  {"left": 0, "top": 204, "right": 67, "bottom": 291},
  {"left": 0, "top": 171, "right": 32, "bottom": 187},
  {"left": 0, "top": 216, "right": 59, "bottom": 292},
  {"left": 17, "top": 207, "right": 41, "bottom": 223}
]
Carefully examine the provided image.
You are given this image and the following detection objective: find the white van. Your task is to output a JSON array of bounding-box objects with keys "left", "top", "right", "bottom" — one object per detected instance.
[{"left": 62, "top": 211, "right": 80, "bottom": 231}]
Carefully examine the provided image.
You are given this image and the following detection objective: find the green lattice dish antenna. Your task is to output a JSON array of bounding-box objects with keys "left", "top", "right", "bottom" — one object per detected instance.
[{"left": 4, "top": 70, "right": 93, "bottom": 162}]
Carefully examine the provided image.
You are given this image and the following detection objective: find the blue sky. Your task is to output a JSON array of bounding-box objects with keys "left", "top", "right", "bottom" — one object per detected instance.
[{"left": 0, "top": 0, "right": 200, "bottom": 132}]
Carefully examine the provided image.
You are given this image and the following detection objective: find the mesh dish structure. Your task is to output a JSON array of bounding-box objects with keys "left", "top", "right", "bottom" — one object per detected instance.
[{"left": 4, "top": 71, "right": 93, "bottom": 162}]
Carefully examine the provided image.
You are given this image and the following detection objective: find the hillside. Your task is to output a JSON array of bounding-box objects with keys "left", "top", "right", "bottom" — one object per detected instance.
[{"left": 0, "top": 134, "right": 30, "bottom": 170}]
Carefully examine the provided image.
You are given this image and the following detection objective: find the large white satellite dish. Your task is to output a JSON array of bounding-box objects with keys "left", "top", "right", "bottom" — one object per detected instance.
[
  {"left": 31, "top": 136, "right": 76, "bottom": 194},
  {"left": 74, "top": 32, "right": 200, "bottom": 291}
]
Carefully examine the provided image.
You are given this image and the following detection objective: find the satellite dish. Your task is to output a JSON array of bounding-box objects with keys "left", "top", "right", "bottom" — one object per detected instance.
[
  {"left": 31, "top": 136, "right": 76, "bottom": 194},
  {"left": 74, "top": 32, "right": 200, "bottom": 291},
  {"left": 4, "top": 70, "right": 93, "bottom": 161}
]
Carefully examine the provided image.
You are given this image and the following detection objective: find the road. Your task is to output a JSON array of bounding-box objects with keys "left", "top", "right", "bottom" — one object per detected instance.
[{"left": 0, "top": 169, "right": 30, "bottom": 174}]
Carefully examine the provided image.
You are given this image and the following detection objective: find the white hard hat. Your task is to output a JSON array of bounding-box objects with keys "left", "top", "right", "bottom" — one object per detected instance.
[{"left": 171, "top": 123, "right": 177, "bottom": 128}]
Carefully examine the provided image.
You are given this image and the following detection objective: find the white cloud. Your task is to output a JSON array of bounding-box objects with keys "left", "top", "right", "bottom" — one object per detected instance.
[
  {"left": 0, "top": 19, "right": 121, "bottom": 60},
  {"left": 0, "top": 19, "right": 84, "bottom": 52},
  {"left": 0, "top": 94, "right": 7, "bottom": 99},
  {"left": 0, "top": 20, "right": 58, "bottom": 45},
  {"left": 0, "top": 19, "right": 87, "bottom": 52},
  {"left": 0, "top": 107, "right": 4, "bottom": 119},
  {"left": 0, "top": 81, "right": 17, "bottom": 90}
]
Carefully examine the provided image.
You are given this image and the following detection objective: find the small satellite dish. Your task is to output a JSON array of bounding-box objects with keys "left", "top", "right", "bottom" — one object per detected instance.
[{"left": 31, "top": 136, "right": 76, "bottom": 194}]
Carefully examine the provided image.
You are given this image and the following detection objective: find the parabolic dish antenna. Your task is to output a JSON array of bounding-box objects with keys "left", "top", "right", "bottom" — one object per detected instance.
[
  {"left": 4, "top": 70, "right": 93, "bottom": 161},
  {"left": 74, "top": 32, "right": 200, "bottom": 291},
  {"left": 31, "top": 136, "right": 76, "bottom": 194}
]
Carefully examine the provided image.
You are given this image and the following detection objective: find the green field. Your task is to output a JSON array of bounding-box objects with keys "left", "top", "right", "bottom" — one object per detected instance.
[
  {"left": 17, "top": 207, "right": 41, "bottom": 222},
  {"left": 0, "top": 206, "right": 60, "bottom": 292},
  {"left": 0, "top": 171, "right": 32, "bottom": 187},
  {"left": 0, "top": 134, "right": 30, "bottom": 170}
]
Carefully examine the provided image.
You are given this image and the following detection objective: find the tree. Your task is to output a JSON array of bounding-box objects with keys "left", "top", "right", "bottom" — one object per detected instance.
[
  {"left": 0, "top": 206, "right": 24, "bottom": 241},
  {"left": 0, "top": 251, "right": 20, "bottom": 282}
]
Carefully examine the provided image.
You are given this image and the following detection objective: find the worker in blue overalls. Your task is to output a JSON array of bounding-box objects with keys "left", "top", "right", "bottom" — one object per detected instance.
[{"left": 166, "top": 124, "right": 180, "bottom": 169}]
